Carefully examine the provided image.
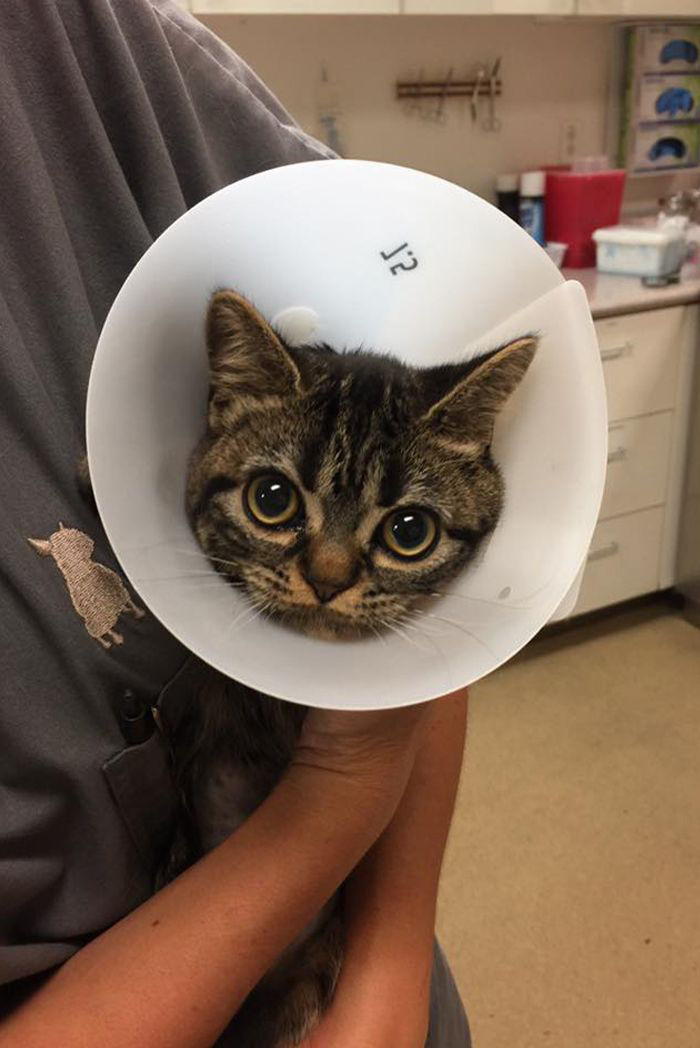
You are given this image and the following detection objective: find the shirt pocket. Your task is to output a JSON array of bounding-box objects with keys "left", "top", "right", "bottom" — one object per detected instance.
[{"left": 102, "top": 728, "right": 178, "bottom": 877}]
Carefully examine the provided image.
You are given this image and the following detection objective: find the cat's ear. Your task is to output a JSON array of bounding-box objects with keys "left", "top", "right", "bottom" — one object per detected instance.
[
  {"left": 206, "top": 291, "right": 303, "bottom": 419},
  {"left": 421, "top": 337, "right": 537, "bottom": 450}
]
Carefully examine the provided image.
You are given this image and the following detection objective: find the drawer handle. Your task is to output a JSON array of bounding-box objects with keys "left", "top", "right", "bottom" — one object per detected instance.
[
  {"left": 600, "top": 342, "right": 631, "bottom": 361},
  {"left": 607, "top": 446, "right": 627, "bottom": 464},
  {"left": 587, "top": 541, "right": 620, "bottom": 562}
]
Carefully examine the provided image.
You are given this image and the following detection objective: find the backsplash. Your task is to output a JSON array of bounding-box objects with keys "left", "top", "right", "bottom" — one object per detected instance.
[{"left": 200, "top": 14, "right": 698, "bottom": 213}]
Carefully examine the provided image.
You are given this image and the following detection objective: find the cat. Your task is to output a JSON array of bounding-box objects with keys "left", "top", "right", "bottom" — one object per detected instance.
[
  {"left": 154, "top": 290, "right": 537, "bottom": 1047},
  {"left": 80, "top": 290, "right": 535, "bottom": 1046}
]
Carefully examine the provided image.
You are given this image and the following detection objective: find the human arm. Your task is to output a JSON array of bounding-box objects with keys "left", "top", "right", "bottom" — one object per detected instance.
[
  {"left": 1, "top": 706, "right": 426, "bottom": 1048},
  {"left": 304, "top": 688, "right": 469, "bottom": 1048}
]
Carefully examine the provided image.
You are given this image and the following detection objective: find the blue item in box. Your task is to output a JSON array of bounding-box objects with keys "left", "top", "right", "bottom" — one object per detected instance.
[
  {"left": 634, "top": 25, "right": 700, "bottom": 72},
  {"left": 632, "top": 122, "right": 700, "bottom": 171},
  {"left": 639, "top": 74, "right": 700, "bottom": 121}
]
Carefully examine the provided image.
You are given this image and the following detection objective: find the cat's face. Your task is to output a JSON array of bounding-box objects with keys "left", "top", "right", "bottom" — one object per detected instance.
[{"left": 187, "top": 291, "right": 536, "bottom": 640}]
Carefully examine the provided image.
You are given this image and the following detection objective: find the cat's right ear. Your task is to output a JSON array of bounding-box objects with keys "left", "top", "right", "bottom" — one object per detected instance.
[{"left": 206, "top": 290, "right": 303, "bottom": 429}]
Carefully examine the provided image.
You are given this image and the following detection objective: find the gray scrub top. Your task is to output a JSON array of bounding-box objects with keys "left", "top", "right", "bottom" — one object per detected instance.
[{"left": 0, "top": 2, "right": 470, "bottom": 1042}]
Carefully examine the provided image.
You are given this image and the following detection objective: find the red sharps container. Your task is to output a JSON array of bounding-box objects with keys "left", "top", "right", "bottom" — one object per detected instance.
[{"left": 546, "top": 169, "right": 627, "bottom": 268}]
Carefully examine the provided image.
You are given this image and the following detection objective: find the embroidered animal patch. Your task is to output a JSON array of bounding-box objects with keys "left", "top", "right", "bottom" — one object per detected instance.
[{"left": 28, "top": 524, "right": 144, "bottom": 648}]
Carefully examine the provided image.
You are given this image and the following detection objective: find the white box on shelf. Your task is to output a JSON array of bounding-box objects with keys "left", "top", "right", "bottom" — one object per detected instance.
[{"left": 592, "top": 225, "right": 687, "bottom": 278}]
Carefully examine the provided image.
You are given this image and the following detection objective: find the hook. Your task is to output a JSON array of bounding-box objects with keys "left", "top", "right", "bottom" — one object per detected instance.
[
  {"left": 482, "top": 57, "right": 502, "bottom": 132},
  {"left": 470, "top": 66, "right": 486, "bottom": 125},
  {"left": 434, "top": 66, "right": 454, "bottom": 124},
  {"left": 404, "top": 68, "right": 424, "bottom": 116}
]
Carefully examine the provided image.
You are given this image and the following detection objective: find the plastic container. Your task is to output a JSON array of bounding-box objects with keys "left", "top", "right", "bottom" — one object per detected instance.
[
  {"left": 546, "top": 169, "right": 626, "bottom": 268},
  {"left": 592, "top": 225, "right": 687, "bottom": 277},
  {"left": 519, "top": 171, "right": 546, "bottom": 246},
  {"left": 545, "top": 242, "right": 568, "bottom": 268},
  {"left": 87, "top": 160, "right": 607, "bottom": 710},
  {"left": 495, "top": 173, "right": 520, "bottom": 224},
  {"left": 572, "top": 155, "right": 609, "bottom": 173}
]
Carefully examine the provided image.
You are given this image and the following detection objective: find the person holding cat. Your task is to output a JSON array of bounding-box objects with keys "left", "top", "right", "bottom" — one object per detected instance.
[{"left": 0, "top": 1, "right": 472, "bottom": 1045}]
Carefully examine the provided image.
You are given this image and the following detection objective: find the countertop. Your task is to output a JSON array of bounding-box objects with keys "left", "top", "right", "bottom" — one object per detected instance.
[{"left": 563, "top": 264, "right": 700, "bottom": 319}]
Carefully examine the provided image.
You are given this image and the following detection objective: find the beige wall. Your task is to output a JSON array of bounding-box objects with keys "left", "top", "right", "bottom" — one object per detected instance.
[{"left": 200, "top": 14, "right": 697, "bottom": 211}]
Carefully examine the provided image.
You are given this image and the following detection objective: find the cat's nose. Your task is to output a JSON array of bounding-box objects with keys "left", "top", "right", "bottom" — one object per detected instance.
[
  {"left": 304, "top": 571, "right": 358, "bottom": 605},
  {"left": 302, "top": 541, "right": 360, "bottom": 604}
]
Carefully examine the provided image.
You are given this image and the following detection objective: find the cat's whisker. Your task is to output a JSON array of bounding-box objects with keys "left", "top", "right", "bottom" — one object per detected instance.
[
  {"left": 227, "top": 596, "right": 267, "bottom": 633},
  {"left": 202, "top": 555, "right": 241, "bottom": 570},
  {"left": 230, "top": 607, "right": 264, "bottom": 633},
  {"left": 133, "top": 570, "right": 229, "bottom": 583},
  {"left": 390, "top": 616, "right": 430, "bottom": 638},
  {"left": 394, "top": 612, "right": 431, "bottom": 637},
  {"left": 368, "top": 623, "right": 388, "bottom": 647},
  {"left": 392, "top": 613, "right": 447, "bottom": 651},
  {"left": 423, "top": 612, "right": 497, "bottom": 659},
  {"left": 150, "top": 579, "right": 239, "bottom": 593},
  {"left": 429, "top": 590, "right": 528, "bottom": 611},
  {"left": 380, "top": 614, "right": 437, "bottom": 656},
  {"left": 151, "top": 545, "right": 239, "bottom": 567},
  {"left": 405, "top": 620, "right": 446, "bottom": 642},
  {"left": 379, "top": 618, "right": 424, "bottom": 652},
  {"left": 126, "top": 540, "right": 240, "bottom": 565}
]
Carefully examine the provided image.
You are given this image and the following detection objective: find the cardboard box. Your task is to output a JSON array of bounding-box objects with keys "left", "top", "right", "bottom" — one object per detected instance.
[
  {"left": 634, "top": 24, "right": 700, "bottom": 73},
  {"left": 639, "top": 74, "right": 700, "bottom": 122},
  {"left": 632, "top": 122, "right": 700, "bottom": 171}
]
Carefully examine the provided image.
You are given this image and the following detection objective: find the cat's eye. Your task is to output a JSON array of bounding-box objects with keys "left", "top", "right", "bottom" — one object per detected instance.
[
  {"left": 380, "top": 508, "right": 439, "bottom": 560},
  {"left": 245, "top": 474, "right": 301, "bottom": 528}
]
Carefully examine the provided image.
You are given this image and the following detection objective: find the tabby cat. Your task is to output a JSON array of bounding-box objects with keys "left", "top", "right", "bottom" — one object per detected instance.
[{"left": 160, "top": 290, "right": 536, "bottom": 1047}]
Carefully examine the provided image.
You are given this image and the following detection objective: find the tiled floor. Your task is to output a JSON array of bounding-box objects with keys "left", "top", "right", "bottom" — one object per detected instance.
[{"left": 436, "top": 600, "right": 700, "bottom": 1048}]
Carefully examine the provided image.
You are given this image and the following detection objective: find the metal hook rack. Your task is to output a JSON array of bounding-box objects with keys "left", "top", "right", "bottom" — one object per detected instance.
[
  {"left": 396, "top": 74, "right": 502, "bottom": 102},
  {"left": 397, "top": 59, "right": 503, "bottom": 129}
]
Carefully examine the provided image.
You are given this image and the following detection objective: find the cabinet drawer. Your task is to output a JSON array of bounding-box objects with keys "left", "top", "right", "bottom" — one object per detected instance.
[
  {"left": 600, "top": 412, "right": 673, "bottom": 519},
  {"left": 595, "top": 307, "right": 683, "bottom": 422},
  {"left": 574, "top": 507, "right": 663, "bottom": 616}
]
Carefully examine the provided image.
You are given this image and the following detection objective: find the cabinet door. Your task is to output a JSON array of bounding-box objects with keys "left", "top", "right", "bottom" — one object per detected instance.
[
  {"left": 403, "top": 0, "right": 573, "bottom": 11},
  {"left": 574, "top": 507, "right": 664, "bottom": 617},
  {"left": 576, "top": 0, "right": 700, "bottom": 13},
  {"left": 595, "top": 306, "right": 683, "bottom": 424},
  {"left": 193, "top": 0, "right": 398, "bottom": 11},
  {"left": 601, "top": 412, "right": 674, "bottom": 520}
]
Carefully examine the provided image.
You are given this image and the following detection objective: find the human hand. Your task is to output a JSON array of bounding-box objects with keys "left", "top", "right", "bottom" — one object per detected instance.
[{"left": 294, "top": 703, "right": 429, "bottom": 801}]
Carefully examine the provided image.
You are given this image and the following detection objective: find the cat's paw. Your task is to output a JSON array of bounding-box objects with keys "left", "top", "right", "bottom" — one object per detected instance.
[{"left": 225, "top": 912, "right": 343, "bottom": 1048}]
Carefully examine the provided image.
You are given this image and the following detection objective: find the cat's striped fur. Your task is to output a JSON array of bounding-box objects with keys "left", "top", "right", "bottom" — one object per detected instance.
[{"left": 187, "top": 291, "right": 536, "bottom": 642}]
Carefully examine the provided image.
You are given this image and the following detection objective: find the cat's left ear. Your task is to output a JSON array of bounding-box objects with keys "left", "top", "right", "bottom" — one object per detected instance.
[{"left": 421, "top": 337, "right": 537, "bottom": 449}]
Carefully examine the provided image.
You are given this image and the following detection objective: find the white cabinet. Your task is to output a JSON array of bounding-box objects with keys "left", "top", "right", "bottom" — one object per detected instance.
[
  {"left": 575, "top": 508, "right": 665, "bottom": 617},
  {"left": 192, "top": 0, "right": 398, "bottom": 11},
  {"left": 192, "top": 0, "right": 572, "bottom": 13},
  {"left": 601, "top": 412, "right": 674, "bottom": 520},
  {"left": 403, "top": 0, "right": 573, "bottom": 13},
  {"left": 572, "top": 302, "right": 699, "bottom": 617},
  {"left": 576, "top": 0, "right": 700, "bottom": 14},
  {"left": 188, "top": 0, "right": 692, "bottom": 11},
  {"left": 596, "top": 308, "right": 683, "bottom": 422}
]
